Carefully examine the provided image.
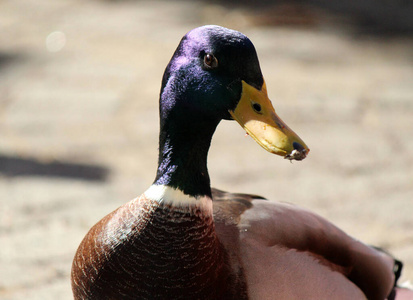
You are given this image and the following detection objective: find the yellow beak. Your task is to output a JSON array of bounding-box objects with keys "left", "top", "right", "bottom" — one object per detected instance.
[{"left": 229, "top": 80, "right": 309, "bottom": 161}]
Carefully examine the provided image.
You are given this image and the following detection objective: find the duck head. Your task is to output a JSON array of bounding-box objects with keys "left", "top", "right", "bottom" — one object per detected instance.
[{"left": 160, "top": 25, "right": 309, "bottom": 161}]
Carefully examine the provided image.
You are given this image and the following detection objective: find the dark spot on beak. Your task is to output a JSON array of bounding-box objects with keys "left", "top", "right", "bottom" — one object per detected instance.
[
  {"left": 285, "top": 142, "right": 308, "bottom": 161},
  {"left": 293, "top": 142, "right": 305, "bottom": 153}
]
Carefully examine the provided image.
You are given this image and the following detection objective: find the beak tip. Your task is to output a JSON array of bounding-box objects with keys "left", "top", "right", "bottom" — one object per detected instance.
[{"left": 284, "top": 141, "right": 309, "bottom": 161}]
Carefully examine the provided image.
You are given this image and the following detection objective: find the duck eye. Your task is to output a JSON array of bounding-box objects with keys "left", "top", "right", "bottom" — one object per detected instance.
[
  {"left": 204, "top": 53, "right": 218, "bottom": 69},
  {"left": 252, "top": 102, "right": 262, "bottom": 114}
]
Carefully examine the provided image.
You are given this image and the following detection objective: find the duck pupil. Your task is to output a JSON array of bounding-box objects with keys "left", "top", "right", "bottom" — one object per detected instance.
[
  {"left": 204, "top": 53, "right": 217, "bottom": 68},
  {"left": 252, "top": 102, "right": 262, "bottom": 113}
]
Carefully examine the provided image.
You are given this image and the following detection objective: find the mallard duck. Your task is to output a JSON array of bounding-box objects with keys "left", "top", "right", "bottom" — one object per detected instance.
[{"left": 71, "top": 25, "right": 410, "bottom": 300}]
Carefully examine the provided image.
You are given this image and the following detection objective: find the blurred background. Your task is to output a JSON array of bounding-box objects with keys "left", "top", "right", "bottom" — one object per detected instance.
[{"left": 0, "top": 0, "right": 412, "bottom": 299}]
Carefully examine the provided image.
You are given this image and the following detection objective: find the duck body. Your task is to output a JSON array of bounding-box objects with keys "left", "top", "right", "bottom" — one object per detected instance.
[
  {"left": 71, "top": 25, "right": 408, "bottom": 299},
  {"left": 72, "top": 186, "right": 396, "bottom": 299}
]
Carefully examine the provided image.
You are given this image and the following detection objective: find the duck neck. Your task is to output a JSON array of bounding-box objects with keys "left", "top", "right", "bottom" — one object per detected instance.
[
  {"left": 146, "top": 96, "right": 244, "bottom": 297},
  {"left": 154, "top": 111, "right": 219, "bottom": 198}
]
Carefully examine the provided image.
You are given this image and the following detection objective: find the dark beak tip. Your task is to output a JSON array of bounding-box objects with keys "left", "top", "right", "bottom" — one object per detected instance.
[
  {"left": 285, "top": 142, "right": 309, "bottom": 161},
  {"left": 293, "top": 142, "right": 306, "bottom": 152}
]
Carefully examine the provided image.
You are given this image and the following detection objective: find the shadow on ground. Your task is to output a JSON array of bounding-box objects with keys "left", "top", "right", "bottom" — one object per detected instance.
[
  {"left": 211, "top": 0, "right": 413, "bottom": 35},
  {"left": 104, "top": 0, "right": 413, "bottom": 36},
  {"left": 0, "top": 154, "right": 109, "bottom": 181}
]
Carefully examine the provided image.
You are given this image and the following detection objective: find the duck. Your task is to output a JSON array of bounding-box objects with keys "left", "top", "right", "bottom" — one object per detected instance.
[{"left": 71, "top": 25, "right": 411, "bottom": 300}]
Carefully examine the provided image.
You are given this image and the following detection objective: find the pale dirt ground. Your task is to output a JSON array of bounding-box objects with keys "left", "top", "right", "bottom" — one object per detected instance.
[{"left": 0, "top": 1, "right": 412, "bottom": 299}]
